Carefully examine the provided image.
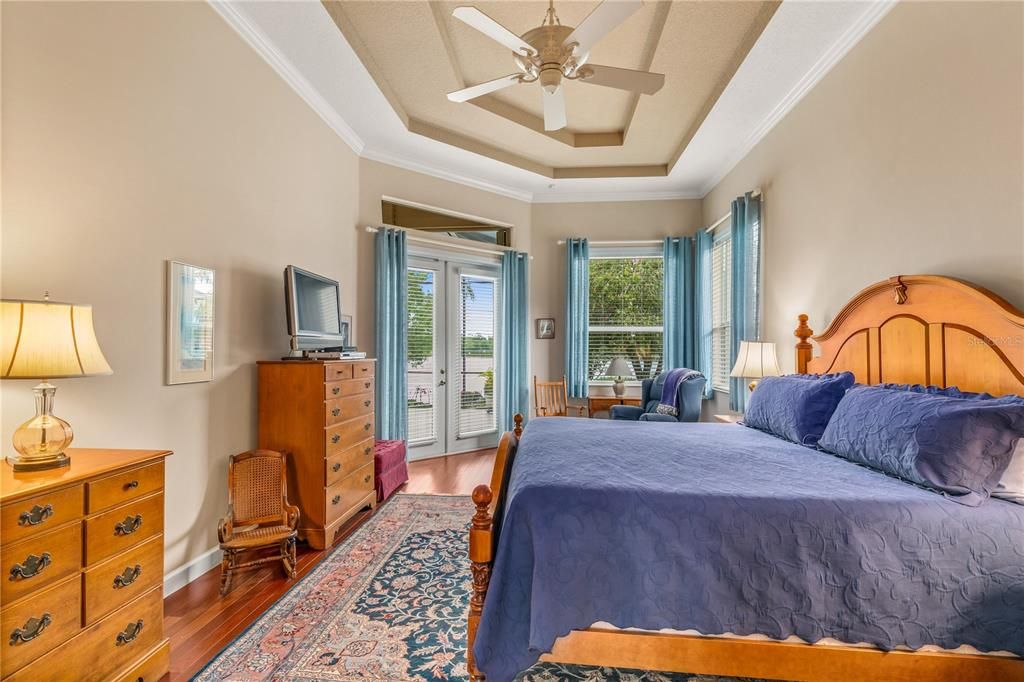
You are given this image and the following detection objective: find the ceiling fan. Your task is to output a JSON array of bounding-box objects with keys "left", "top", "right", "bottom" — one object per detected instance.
[{"left": 446, "top": 0, "right": 665, "bottom": 132}]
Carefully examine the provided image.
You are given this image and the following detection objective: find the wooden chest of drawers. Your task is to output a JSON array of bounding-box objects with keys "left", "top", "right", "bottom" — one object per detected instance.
[
  {"left": 258, "top": 359, "right": 377, "bottom": 549},
  {"left": 0, "top": 449, "right": 172, "bottom": 682}
]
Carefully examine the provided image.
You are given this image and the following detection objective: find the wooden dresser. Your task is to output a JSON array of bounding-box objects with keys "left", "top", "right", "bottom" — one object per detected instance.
[
  {"left": 258, "top": 359, "right": 376, "bottom": 549},
  {"left": 0, "top": 448, "right": 171, "bottom": 682}
]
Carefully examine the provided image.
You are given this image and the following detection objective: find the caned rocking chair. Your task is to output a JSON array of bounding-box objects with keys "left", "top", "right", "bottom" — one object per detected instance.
[{"left": 218, "top": 449, "right": 300, "bottom": 595}]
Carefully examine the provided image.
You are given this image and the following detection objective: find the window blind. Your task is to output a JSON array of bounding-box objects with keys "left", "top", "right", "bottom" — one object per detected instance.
[
  {"left": 587, "top": 256, "right": 664, "bottom": 381},
  {"left": 711, "top": 237, "right": 732, "bottom": 392},
  {"left": 407, "top": 267, "right": 437, "bottom": 444},
  {"left": 456, "top": 274, "right": 497, "bottom": 438}
]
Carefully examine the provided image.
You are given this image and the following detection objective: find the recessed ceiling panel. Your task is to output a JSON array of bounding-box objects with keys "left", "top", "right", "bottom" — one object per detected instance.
[{"left": 323, "top": 0, "right": 779, "bottom": 178}]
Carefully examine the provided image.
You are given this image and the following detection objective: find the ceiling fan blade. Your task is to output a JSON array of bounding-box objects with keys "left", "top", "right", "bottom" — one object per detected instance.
[
  {"left": 563, "top": 0, "right": 643, "bottom": 58},
  {"left": 577, "top": 64, "right": 664, "bottom": 95},
  {"left": 452, "top": 7, "right": 535, "bottom": 56},
  {"left": 447, "top": 74, "right": 523, "bottom": 103},
  {"left": 542, "top": 88, "right": 567, "bottom": 131}
]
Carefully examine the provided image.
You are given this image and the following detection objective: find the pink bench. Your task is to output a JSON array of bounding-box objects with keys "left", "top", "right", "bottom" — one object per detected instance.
[{"left": 374, "top": 439, "right": 408, "bottom": 502}]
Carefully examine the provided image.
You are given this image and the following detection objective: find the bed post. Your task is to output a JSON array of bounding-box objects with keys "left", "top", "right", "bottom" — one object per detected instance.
[
  {"left": 467, "top": 414, "right": 523, "bottom": 681},
  {"left": 468, "top": 484, "right": 493, "bottom": 682},
  {"left": 794, "top": 314, "right": 814, "bottom": 374}
]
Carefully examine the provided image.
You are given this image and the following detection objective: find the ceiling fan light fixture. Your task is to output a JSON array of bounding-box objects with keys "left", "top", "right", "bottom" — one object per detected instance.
[{"left": 540, "top": 67, "right": 561, "bottom": 93}]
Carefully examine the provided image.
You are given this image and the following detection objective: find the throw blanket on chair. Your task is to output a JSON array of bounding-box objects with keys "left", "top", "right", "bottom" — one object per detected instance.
[{"left": 655, "top": 368, "right": 700, "bottom": 417}]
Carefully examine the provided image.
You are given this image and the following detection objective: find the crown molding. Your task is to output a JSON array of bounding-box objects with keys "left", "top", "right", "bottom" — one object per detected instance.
[
  {"left": 361, "top": 147, "right": 534, "bottom": 203},
  {"left": 698, "top": 0, "right": 897, "bottom": 197},
  {"left": 531, "top": 189, "right": 703, "bottom": 204},
  {"left": 209, "top": 1, "right": 365, "bottom": 155}
]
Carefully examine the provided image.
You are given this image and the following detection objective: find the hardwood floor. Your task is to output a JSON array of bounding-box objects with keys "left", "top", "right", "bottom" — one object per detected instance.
[{"left": 164, "top": 448, "right": 496, "bottom": 681}]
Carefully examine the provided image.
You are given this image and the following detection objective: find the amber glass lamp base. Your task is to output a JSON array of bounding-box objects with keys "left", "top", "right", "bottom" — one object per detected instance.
[{"left": 6, "top": 381, "right": 74, "bottom": 472}]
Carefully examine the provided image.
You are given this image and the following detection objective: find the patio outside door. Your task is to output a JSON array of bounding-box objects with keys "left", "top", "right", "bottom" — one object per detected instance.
[{"left": 407, "top": 257, "right": 499, "bottom": 460}]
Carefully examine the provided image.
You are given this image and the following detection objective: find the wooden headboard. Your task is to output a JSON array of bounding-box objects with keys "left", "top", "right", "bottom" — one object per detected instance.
[{"left": 795, "top": 275, "right": 1024, "bottom": 396}]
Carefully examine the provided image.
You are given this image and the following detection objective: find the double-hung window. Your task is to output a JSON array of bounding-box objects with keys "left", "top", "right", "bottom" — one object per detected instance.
[
  {"left": 710, "top": 234, "right": 732, "bottom": 392},
  {"left": 587, "top": 249, "right": 664, "bottom": 382}
]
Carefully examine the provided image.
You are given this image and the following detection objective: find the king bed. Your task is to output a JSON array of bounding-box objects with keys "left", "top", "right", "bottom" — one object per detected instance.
[{"left": 467, "top": 275, "right": 1024, "bottom": 682}]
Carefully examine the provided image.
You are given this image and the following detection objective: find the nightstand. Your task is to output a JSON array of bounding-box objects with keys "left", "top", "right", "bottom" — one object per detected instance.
[{"left": 713, "top": 414, "right": 742, "bottom": 424}]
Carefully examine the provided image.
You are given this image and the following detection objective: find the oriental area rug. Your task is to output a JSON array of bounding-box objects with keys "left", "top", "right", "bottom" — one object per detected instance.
[{"left": 193, "top": 494, "right": 773, "bottom": 682}]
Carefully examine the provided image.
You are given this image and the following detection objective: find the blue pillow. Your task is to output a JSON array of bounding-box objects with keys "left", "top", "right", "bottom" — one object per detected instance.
[
  {"left": 742, "top": 372, "right": 856, "bottom": 446},
  {"left": 818, "top": 385, "right": 1024, "bottom": 506}
]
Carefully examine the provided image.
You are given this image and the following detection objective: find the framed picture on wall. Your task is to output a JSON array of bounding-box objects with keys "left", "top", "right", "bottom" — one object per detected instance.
[
  {"left": 536, "top": 318, "right": 555, "bottom": 340},
  {"left": 167, "top": 260, "right": 215, "bottom": 384}
]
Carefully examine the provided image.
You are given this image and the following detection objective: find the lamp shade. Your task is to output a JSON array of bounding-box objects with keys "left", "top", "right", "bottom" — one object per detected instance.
[
  {"left": 606, "top": 357, "right": 634, "bottom": 378},
  {"left": 730, "top": 341, "right": 781, "bottom": 379},
  {"left": 1, "top": 299, "right": 113, "bottom": 379}
]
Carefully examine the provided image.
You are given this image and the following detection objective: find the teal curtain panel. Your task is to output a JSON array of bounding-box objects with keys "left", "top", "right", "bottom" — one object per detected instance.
[
  {"left": 663, "top": 236, "right": 698, "bottom": 372},
  {"left": 694, "top": 229, "right": 715, "bottom": 399},
  {"left": 729, "top": 192, "right": 762, "bottom": 412},
  {"left": 564, "top": 238, "right": 590, "bottom": 398},
  {"left": 374, "top": 227, "right": 408, "bottom": 440},
  {"left": 499, "top": 251, "right": 530, "bottom": 431}
]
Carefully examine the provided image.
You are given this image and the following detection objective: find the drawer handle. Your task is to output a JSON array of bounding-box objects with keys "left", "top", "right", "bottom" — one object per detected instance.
[
  {"left": 331, "top": 434, "right": 341, "bottom": 444},
  {"left": 18, "top": 504, "right": 53, "bottom": 527},
  {"left": 115, "top": 514, "right": 143, "bottom": 536},
  {"left": 116, "top": 619, "right": 144, "bottom": 645},
  {"left": 363, "top": 400, "right": 371, "bottom": 407},
  {"left": 332, "top": 495, "right": 341, "bottom": 506},
  {"left": 114, "top": 564, "right": 142, "bottom": 589},
  {"left": 332, "top": 386, "right": 340, "bottom": 395},
  {"left": 363, "top": 474, "right": 372, "bottom": 484},
  {"left": 364, "top": 382, "right": 371, "bottom": 389},
  {"left": 9, "top": 613, "right": 51, "bottom": 645},
  {"left": 332, "top": 408, "right": 341, "bottom": 417},
  {"left": 332, "top": 462, "right": 341, "bottom": 473},
  {"left": 125, "top": 480, "right": 139, "bottom": 490},
  {"left": 363, "top": 423, "right": 371, "bottom": 431},
  {"left": 9, "top": 552, "right": 51, "bottom": 581},
  {"left": 364, "top": 446, "right": 372, "bottom": 456}
]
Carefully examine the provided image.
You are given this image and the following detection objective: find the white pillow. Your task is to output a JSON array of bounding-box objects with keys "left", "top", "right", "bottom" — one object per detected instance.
[{"left": 993, "top": 438, "right": 1024, "bottom": 504}]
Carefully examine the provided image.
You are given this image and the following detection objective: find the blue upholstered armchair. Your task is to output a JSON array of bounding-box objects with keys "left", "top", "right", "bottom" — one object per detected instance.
[{"left": 609, "top": 371, "right": 706, "bottom": 423}]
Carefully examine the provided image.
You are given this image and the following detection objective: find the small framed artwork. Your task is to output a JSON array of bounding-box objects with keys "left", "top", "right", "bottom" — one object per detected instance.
[
  {"left": 340, "top": 314, "right": 353, "bottom": 347},
  {"left": 536, "top": 318, "right": 555, "bottom": 340},
  {"left": 167, "top": 260, "right": 215, "bottom": 384}
]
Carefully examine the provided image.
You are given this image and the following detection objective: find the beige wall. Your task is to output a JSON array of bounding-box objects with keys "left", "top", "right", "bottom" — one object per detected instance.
[
  {"left": 1, "top": 2, "right": 360, "bottom": 577},
  {"left": 529, "top": 200, "right": 704, "bottom": 399},
  {"left": 355, "top": 158, "right": 533, "bottom": 354},
  {"left": 704, "top": 1, "right": 1024, "bottom": 373}
]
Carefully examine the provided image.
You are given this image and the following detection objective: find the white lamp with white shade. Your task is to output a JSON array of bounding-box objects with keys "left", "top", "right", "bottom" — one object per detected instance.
[
  {"left": 729, "top": 341, "right": 781, "bottom": 392},
  {"left": 1, "top": 296, "right": 113, "bottom": 471},
  {"left": 606, "top": 357, "right": 634, "bottom": 397}
]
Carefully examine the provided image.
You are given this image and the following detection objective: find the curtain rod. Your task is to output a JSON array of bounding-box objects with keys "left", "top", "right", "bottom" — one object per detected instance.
[
  {"left": 708, "top": 189, "right": 763, "bottom": 233},
  {"left": 556, "top": 239, "right": 663, "bottom": 246},
  {"left": 364, "top": 226, "right": 531, "bottom": 259}
]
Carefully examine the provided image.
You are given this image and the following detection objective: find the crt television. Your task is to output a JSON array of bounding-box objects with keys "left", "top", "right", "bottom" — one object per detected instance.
[{"left": 284, "top": 265, "right": 344, "bottom": 350}]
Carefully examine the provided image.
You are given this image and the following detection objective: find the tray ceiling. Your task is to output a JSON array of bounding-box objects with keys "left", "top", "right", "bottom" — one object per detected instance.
[{"left": 323, "top": 1, "right": 779, "bottom": 179}]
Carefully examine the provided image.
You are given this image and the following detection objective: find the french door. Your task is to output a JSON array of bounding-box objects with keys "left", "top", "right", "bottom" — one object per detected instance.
[{"left": 407, "top": 256, "right": 500, "bottom": 460}]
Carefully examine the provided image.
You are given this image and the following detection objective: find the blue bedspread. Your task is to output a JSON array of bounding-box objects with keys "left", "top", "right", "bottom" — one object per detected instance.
[{"left": 473, "top": 418, "right": 1024, "bottom": 682}]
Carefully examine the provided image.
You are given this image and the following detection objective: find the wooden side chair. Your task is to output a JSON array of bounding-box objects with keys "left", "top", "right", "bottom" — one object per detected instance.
[
  {"left": 534, "top": 376, "right": 587, "bottom": 417},
  {"left": 218, "top": 449, "right": 300, "bottom": 595}
]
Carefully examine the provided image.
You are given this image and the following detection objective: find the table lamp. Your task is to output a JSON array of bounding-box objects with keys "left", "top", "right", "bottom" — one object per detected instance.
[
  {"left": 606, "top": 357, "right": 634, "bottom": 397},
  {"left": 1, "top": 296, "right": 112, "bottom": 471},
  {"left": 730, "top": 341, "right": 781, "bottom": 392}
]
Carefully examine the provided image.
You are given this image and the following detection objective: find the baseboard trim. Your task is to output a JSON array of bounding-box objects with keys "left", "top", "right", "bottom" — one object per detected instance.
[{"left": 164, "top": 546, "right": 221, "bottom": 596}]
